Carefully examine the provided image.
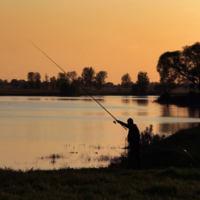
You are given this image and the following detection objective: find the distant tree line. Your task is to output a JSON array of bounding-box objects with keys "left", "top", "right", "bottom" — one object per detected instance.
[
  {"left": 0, "top": 67, "right": 108, "bottom": 96},
  {"left": 2, "top": 42, "right": 199, "bottom": 97},
  {"left": 25, "top": 67, "right": 108, "bottom": 95},
  {"left": 1, "top": 67, "right": 156, "bottom": 96}
]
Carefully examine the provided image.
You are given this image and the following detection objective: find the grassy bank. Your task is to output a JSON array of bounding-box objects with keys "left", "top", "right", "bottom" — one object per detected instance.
[
  {"left": 1, "top": 126, "right": 200, "bottom": 199},
  {"left": 110, "top": 125, "right": 200, "bottom": 170},
  {"left": 1, "top": 167, "right": 200, "bottom": 200}
]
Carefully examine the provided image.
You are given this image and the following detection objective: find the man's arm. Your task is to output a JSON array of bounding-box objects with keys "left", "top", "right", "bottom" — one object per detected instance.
[{"left": 117, "top": 120, "right": 129, "bottom": 128}]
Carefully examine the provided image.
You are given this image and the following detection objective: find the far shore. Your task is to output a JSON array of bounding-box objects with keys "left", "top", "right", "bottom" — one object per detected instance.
[{"left": 0, "top": 87, "right": 140, "bottom": 96}]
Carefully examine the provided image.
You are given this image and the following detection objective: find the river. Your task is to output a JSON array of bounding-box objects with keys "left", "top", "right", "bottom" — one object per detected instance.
[{"left": 0, "top": 96, "right": 199, "bottom": 170}]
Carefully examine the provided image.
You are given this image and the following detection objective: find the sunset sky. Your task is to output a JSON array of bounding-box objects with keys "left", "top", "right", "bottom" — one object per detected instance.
[{"left": 1, "top": 0, "right": 200, "bottom": 84}]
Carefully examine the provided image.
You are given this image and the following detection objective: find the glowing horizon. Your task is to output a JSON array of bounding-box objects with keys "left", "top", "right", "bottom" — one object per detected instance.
[{"left": 1, "top": 0, "right": 200, "bottom": 84}]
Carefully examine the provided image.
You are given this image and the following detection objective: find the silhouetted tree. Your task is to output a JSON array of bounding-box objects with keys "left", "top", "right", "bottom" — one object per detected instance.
[
  {"left": 43, "top": 74, "right": 49, "bottom": 89},
  {"left": 132, "top": 83, "right": 140, "bottom": 95},
  {"left": 69, "top": 80, "right": 80, "bottom": 95},
  {"left": 77, "top": 76, "right": 84, "bottom": 86},
  {"left": 60, "top": 81, "right": 70, "bottom": 95},
  {"left": 50, "top": 76, "right": 57, "bottom": 89},
  {"left": 153, "top": 83, "right": 163, "bottom": 94},
  {"left": 27, "top": 72, "right": 41, "bottom": 89},
  {"left": 34, "top": 72, "right": 41, "bottom": 89},
  {"left": 56, "top": 72, "right": 79, "bottom": 95},
  {"left": 0, "top": 79, "right": 3, "bottom": 87},
  {"left": 132, "top": 72, "right": 149, "bottom": 95},
  {"left": 59, "top": 79, "right": 79, "bottom": 96},
  {"left": 81, "top": 67, "right": 95, "bottom": 86},
  {"left": 94, "top": 71, "right": 108, "bottom": 90},
  {"left": 3, "top": 80, "right": 7, "bottom": 84},
  {"left": 56, "top": 72, "right": 69, "bottom": 89},
  {"left": 66, "top": 71, "right": 77, "bottom": 82},
  {"left": 44, "top": 74, "right": 49, "bottom": 82},
  {"left": 121, "top": 73, "right": 131, "bottom": 89},
  {"left": 57, "top": 72, "right": 68, "bottom": 80},
  {"left": 27, "top": 72, "right": 35, "bottom": 89},
  {"left": 11, "top": 79, "right": 18, "bottom": 88},
  {"left": 157, "top": 42, "right": 200, "bottom": 93}
]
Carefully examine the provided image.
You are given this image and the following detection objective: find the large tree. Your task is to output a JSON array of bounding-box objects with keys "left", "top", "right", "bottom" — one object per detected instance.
[
  {"left": 94, "top": 71, "right": 108, "bottom": 90},
  {"left": 121, "top": 73, "right": 131, "bottom": 89},
  {"left": 81, "top": 67, "right": 95, "bottom": 86},
  {"left": 157, "top": 42, "right": 200, "bottom": 93}
]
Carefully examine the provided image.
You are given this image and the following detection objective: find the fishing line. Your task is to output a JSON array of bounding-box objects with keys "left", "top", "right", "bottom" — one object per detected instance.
[{"left": 27, "top": 39, "right": 127, "bottom": 130}]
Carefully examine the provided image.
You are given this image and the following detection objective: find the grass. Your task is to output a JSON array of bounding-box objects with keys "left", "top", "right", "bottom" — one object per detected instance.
[
  {"left": 1, "top": 167, "right": 200, "bottom": 199},
  {"left": 0, "top": 125, "right": 200, "bottom": 199}
]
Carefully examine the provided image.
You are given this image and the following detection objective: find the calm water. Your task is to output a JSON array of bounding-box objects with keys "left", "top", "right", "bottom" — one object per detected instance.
[{"left": 0, "top": 96, "right": 199, "bottom": 170}]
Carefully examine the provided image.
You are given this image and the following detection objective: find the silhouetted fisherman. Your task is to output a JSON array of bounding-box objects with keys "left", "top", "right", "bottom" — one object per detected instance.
[{"left": 117, "top": 118, "right": 141, "bottom": 169}]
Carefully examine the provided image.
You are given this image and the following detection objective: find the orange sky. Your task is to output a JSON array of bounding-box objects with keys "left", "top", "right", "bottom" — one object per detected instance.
[{"left": 1, "top": 0, "right": 200, "bottom": 84}]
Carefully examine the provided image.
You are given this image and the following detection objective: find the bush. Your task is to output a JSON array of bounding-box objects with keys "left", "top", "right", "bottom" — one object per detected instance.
[{"left": 140, "top": 125, "right": 165, "bottom": 146}]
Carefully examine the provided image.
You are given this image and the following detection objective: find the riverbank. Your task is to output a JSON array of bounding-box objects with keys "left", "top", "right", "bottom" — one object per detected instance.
[
  {"left": 1, "top": 126, "right": 200, "bottom": 199},
  {"left": 111, "top": 125, "right": 200, "bottom": 169}
]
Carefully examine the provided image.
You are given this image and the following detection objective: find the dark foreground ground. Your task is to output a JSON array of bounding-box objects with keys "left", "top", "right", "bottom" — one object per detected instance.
[
  {"left": 1, "top": 167, "right": 200, "bottom": 200},
  {"left": 1, "top": 126, "right": 200, "bottom": 200}
]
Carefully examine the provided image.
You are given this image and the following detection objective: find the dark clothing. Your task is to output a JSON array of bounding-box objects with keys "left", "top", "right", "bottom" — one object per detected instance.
[
  {"left": 117, "top": 120, "right": 141, "bottom": 169},
  {"left": 117, "top": 121, "right": 140, "bottom": 148},
  {"left": 128, "top": 145, "right": 141, "bottom": 169}
]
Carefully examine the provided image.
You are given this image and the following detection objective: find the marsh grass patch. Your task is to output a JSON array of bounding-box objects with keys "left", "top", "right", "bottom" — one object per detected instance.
[{"left": 38, "top": 153, "right": 65, "bottom": 164}]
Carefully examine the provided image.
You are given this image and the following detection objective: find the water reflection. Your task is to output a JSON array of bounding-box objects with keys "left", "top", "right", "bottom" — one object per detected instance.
[
  {"left": 81, "top": 98, "right": 105, "bottom": 102},
  {"left": 122, "top": 97, "right": 130, "bottom": 104},
  {"left": 161, "top": 106, "right": 172, "bottom": 117},
  {"left": 188, "top": 107, "right": 199, "bottom": 118},
  {"left": 160, "top": 105, "right": 200, "bottom": 118},
  {"left": 137, "top": 110, "right": 148, "bottom": 116},
  {"left": 135, "top": 99, "right": 149, "bottom": 106},
  {"left": 159, "top": 122, "right": 200, "bottom": 135},
  {"left": 27, "top": 98, "right": 41, "bottom": 101}
]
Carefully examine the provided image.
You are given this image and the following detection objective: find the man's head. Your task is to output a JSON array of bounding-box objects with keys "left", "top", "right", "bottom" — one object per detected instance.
[{"left": 127, "top": 118, "right": 133, "bottom": 125}]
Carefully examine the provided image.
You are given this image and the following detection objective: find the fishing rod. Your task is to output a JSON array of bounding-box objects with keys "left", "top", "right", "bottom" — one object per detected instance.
[{"left": 27, "top": 39, "right": 127, "bottom": 130}]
